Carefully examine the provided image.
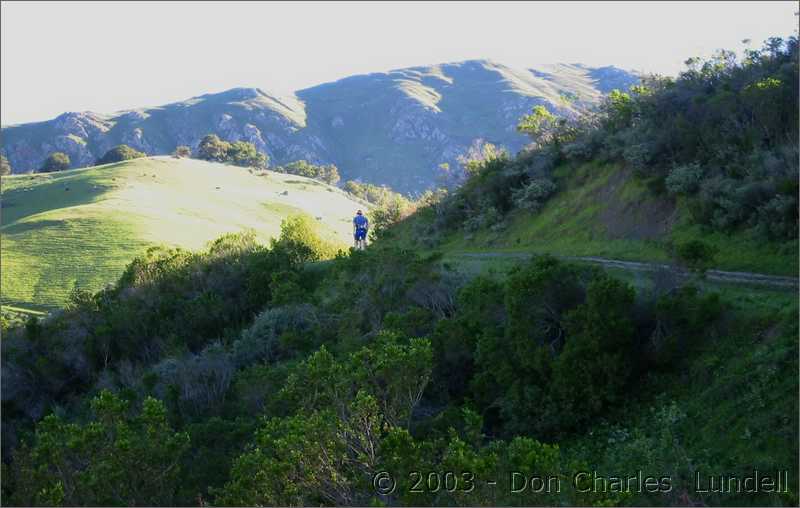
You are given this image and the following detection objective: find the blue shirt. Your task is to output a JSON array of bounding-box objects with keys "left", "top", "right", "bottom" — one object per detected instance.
[{"left": 353, "top": 215, "right": 368, "bottom": 229}]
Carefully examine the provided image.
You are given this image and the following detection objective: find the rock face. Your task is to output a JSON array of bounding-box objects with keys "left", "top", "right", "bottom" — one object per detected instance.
[{"left": 1, "top": 60, "right": 638, "bottom": 192}]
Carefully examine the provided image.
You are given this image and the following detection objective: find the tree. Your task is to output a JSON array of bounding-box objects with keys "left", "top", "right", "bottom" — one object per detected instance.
[
  {"left": 517, "top": 105, "right": 561, "bottom": 146},
  {"left": 553, "top": 274, "right": 636, "bottom": 425},
  {"left": 227, "top": 140, "right": 267, "bottom": 168},
  {"left": 96, "top": 144, "right": 146, "bottom": 165},
  {"left": 674, "top": 239, "right": 718, "bottom": 274},
  {"left": 8, "top": 391, "right": 190, "bottom": 506},
  {"left": 173, "top": 145, "right": 192, "bottom": 158},
  {"left": 0, "top": 155, "right": 11, "bottom": 175},
  {"left": 196, "top": 134, "right": 231, "bottom": 162},
  {"left": 319, "top": 164, "right": 340, "bottom": 185},
  {"left": 275, "top": 160, "right": 338, "bottom": 184},
  {"left": 40, "top": 152, "right": 70, "bottom": 172},
  {"left": 369, "top": 196, "right": 408, "bottom": 241}
]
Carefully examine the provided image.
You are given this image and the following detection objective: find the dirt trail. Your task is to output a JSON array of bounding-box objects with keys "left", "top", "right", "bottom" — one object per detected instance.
[{"left": 452, "top": 252, "right": 798, "bottom": 289}]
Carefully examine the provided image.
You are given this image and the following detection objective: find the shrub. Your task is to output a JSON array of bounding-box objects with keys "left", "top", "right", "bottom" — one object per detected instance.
[
  {"left": 756, "top": 194, "right": 798, "bottom": 240},
  {"left": 674, "top": 239, "right": 719, "bottom": 273},
  {"left": 270, "top": 214, "right": 341, "bottom": 262},
  {"left": 40, "top": 152, "right": 70, "bottom": 172},
  {"left": 369, "top": 196, "right": 411, "bottom": 241},
  {"left": 275, "top": 160, "right": 340, "bottom": 185},
  {"left": 149, "top": 341, "right": 235, "bottom": 416},
  {"left": 96, "top": 144, "right": 146, "bottom": 165},
  {"left": 666, "top": 162, "right": 704, "bottom": 195},
  {"left": 196, "top": 134, "right": 230, "bottom": 162},
  {"left": 8, "top": 391, "right": 189, "bottom": 506},
  {"left": 173, "top": 145, "right": 192, "bottom": 158},
  {"left": 553, "top": 274, "right": 636, "bottom": 426},
  {"left": 195, "top": 135, "right": 268, "bottom": 168},
  {"left": 227, "top": 140, "right": 268, "bottom": 169},
  {"left": 511, "top": 178, "right": 557, "bottom": 211},
  {"left": 649, "top": 286, "right": 723, "bottom": 367},
  {"left": 232, "top": 304, "right": 320, "bottom": 367}
]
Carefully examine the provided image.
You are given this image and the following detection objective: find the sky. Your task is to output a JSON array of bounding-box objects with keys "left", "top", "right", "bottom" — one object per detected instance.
[{"left": 1, "top": 1, "right": 797, "bottom": 125}]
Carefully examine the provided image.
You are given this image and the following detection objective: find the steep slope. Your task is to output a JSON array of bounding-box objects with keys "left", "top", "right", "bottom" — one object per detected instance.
[
  {"left": 1, "top": 156, "right": 366, "bottom": 310},
  {"left": 1, "top": 61, "right": 638, "bottom": 192},
  {"left": 394, "top": 162, "right": 798, "bottom": 277}
]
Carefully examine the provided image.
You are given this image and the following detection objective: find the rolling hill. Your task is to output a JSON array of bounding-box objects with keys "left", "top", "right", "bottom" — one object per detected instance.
[
  {"left": 1, "top": 156, "right": 366, "bottom": 311},
  {"left": 1, "top": 61, "right": 638, "bottom": 192}
]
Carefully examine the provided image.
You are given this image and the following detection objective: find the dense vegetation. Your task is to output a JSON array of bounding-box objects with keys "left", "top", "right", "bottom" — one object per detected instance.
[
  {"left": 40, "top": 152, "right": 71, "bottom": 172},
  {"left": 1, "top": 36, "right": 797, "bottom": 507},
  {"left": 411, "top": 36, "right": 798, "bottom": 246},
  {"left": 3, "top": 217, "right": 796, "bottom": 505},
  {"left": 96, "top": 144, "right": 146, "bottom": 165},
  {"left": 195, "top": 134, "right": 268, "bottom": 169},
  {"left": 273, "top": 159, "right": 341, "bottom": 185}
]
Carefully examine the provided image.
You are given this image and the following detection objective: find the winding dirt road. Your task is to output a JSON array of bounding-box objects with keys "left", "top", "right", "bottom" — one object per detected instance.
[{"left": 452, "top": 252, "right": 798, "bottom": 289}]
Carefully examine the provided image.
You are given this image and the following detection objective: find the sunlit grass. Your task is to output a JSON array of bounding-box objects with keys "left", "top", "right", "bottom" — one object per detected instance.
[
  {"left": 433, "top": 163, "right": 797, "bottom": 275},
  {"left": 1, "top": 157, "right": 365, "bottom": 310}
]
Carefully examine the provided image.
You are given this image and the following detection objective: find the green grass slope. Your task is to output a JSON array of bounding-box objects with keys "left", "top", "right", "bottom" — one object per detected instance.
[
  {"left": 401, "top": 162, "right": 797, "bottom": 276},
  {"left": 1, "top": 157, "right": 366, "bottom": 311}
]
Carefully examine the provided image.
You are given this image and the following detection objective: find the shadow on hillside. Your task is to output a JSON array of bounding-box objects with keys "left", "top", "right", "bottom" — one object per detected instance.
[{"left": 2, "top": 219, "right": 66, "bottom": 235}]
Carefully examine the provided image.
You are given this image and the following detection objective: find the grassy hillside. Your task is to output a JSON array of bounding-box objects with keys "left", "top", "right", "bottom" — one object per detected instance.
[
  {"left": 395, "top": 162, "right": 797, "bottom": 276},
  {"left": 1, "top": 156, "right": 366, "bottom": 310}
]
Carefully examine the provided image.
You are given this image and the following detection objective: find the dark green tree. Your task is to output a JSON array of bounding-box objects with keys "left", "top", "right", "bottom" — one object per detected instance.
[
  {"left": 40, "top": 152, "right": 71, "bottom": 172},
  {"left": 8, "top": 391, "right": 190, "bottom": 506},
  {"left": 196, "top": 134, "right": 231, "bottom": 162},
  {"left": 96, "top": 144, "right": 146, "bottom": 165},
  {"left": 227, "top": 140, "right": 268, "bottom": 168}
]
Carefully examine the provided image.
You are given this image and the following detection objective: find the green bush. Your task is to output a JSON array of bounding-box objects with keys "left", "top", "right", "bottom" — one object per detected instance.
[
  {"left": 194, "top": 135, "right": 268, "bottom": 168},
  {"left": 665, "top": 162, "right": 704, "bottom": 195},
  {"left": 40, "top": 152, "right": 70, "bottom": 172},
  {"left": 227, "top": 140, "right": 267, "bottom": 168},
  {"left": 232, "top": 304, "right": 321, "bottom": 367},
  {"left": 511, "top": 177, "right": 557, "bottom": 211},
  {"left": 96, "top": 144, "right": 146, "bottom": 165},
  {"left": 674, "top": 239, "right": 719, "bottom": 273},
  {"left": 196, "top": 134, "right": 230, "bottom": 162},
  {"left": 8, "top": 391, "right": 189, "bottom": 506},
  {"left": 275, "top": 160, "right": 340, "bottom": 185}
]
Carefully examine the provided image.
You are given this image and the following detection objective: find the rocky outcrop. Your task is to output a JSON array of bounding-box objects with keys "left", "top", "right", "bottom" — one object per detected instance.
[{"left": 1, "top": 60, "right": 638, "bottom": 191}]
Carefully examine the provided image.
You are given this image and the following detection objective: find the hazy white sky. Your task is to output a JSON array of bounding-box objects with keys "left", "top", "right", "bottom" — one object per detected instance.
[{"left": 1, "top": 1, "right": 796, "bottom": 125}]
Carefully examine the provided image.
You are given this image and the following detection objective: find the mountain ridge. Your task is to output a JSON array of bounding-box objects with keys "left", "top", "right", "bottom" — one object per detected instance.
[{"left": 1, "top": 60, "right": 639, "bottom": 192}]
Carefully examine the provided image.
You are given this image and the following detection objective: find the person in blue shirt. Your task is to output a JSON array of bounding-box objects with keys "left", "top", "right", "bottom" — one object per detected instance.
[{"left": 353, "top": 210, "right": 369, "bottom": 250}]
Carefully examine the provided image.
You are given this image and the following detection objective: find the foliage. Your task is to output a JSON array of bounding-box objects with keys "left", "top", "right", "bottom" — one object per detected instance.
[
  {"left": 517, "top": 105, "right": 578, "bottom": 148},
  {"left": 227, "top": 140, "right": 267, "bottom": 169},
  {"left": 195, "top": 134, "right": 268, "bottom": 168},
  {"left": 674, "top": 239, "right": 719, "bottom": 273},
  {"left": 96, "top": 144, "right": 146, "bottom": 165},
  {"left": 344, "top": 179, "right": 409, "bottom": 208},
  {"left": 274, "top": 159, "right": 341, "bottom": 185},
  {"left": 1, "top": 154, "right": 11, "bottom": 175},
  {"left": 422, "top": 35, "right": 798, "bottom": 241},
  {"left": 196, "top": 134, "right": 230, "bottom": 162},
  {"left": 511, "top": 177, "right": 557, "bottom": 211},
  {"left": 8, "top": 391, "right": 189, "bottom": 506},
  {"left": 40, "top": 152, "right": 71, "bottom": 172},
  {"left": 1, "top": 34, "right": 797, "bottom": 508}
]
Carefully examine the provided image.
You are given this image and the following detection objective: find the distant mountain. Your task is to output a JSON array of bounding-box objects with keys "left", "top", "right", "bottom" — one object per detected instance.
[{"left": 1, "top": 60, "right": 638, "bottom": 192}]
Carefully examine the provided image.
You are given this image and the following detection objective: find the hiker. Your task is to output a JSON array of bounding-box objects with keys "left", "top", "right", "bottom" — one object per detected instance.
[{"left": 353, "top": 209, "right": 369, "bottom": 250}]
